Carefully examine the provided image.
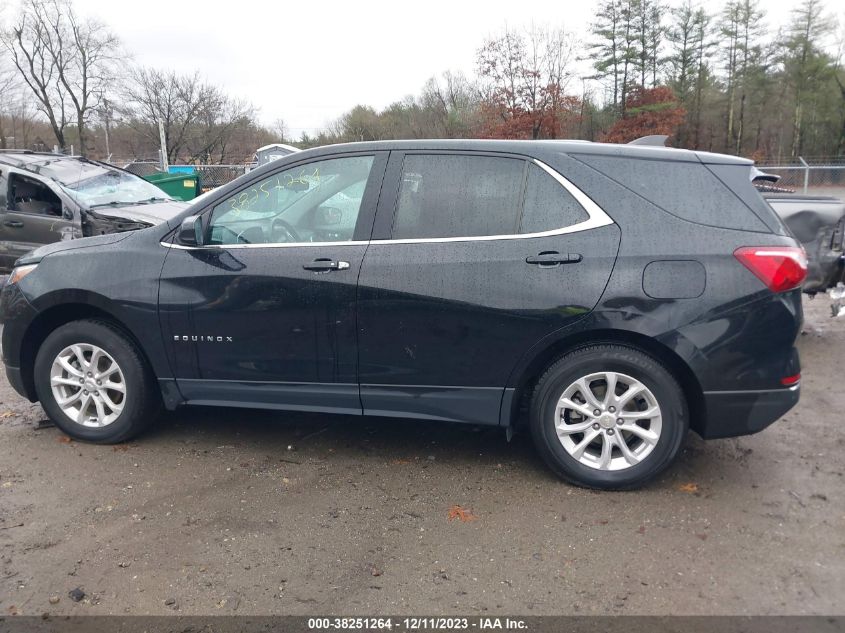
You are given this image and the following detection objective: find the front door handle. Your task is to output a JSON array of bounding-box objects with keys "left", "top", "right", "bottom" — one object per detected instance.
[
  {"left": 525, "top": 252, "right": 582, "bottom": 267},
  {"left": 3, "top": 220, "right": 24, "bottom": 228},
  {"left": 302, "top": 258, "right": 351, "bottom": 272}
]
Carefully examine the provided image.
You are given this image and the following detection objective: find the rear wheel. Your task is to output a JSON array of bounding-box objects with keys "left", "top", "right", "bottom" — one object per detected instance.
[
  {"left": 529, "top": 344, "right": 688, "bottom": 489},
  {"left": 34, "top": 319, "right": 161, "bottom": 443}
]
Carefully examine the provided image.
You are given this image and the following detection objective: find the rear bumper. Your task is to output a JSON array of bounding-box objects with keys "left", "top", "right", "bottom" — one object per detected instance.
[{"left": 698, "top": 385, "right": 800, "bottom": 439}]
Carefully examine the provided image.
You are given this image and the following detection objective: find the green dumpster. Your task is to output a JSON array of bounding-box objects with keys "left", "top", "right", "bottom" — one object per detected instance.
[{"left": 143, "top": 172, "right": 201, "bottom": 201}]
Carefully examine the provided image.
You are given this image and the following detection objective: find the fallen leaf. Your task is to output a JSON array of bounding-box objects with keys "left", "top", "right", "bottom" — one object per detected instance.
[
  {"left": 370, "top": 566, "right": 382, "bottom": 577},
  {"left": 678, "top": 483, "right": 699, "bottom": 494},
  {"left": 0, "top": 411, "right": 14, "bottom": 419},
  {"left": 695, "top": 533, "right": 708, "bottom": 541},
  {"left": 112, "top": 445, "right": 129, "bottom": 452},
  {"left": 637, "top": 526, "right": 646, "bottom": 534},
  {"left": 447, "top": 505, "right": 477, "bottom": 522},
  {"left": 57, "top": 436, "right": 73, "bottom": 444}
]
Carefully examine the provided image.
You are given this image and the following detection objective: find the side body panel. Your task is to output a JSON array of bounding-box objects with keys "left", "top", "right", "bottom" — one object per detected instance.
[
  {"left": 157, "top": 241, "right": 367, "bottom": 414},
  {"left": 1, "top": 229, "right": 172, "bottom": 401}
]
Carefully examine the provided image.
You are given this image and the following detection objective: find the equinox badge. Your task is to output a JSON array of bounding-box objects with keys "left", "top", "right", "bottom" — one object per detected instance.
[{"left": 174, "top": 335, "right": 233, "bottom": 342}]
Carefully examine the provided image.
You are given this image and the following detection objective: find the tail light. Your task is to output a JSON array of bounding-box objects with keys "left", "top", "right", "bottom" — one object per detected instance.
[{"left": 734, "top": 246, "right": 807, "bottom": 293}]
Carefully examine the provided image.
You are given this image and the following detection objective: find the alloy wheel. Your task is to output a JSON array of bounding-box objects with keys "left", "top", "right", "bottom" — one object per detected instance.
[
  {"left": 554, "top": 371, "right": 662, "bottom": 471},
  {"left": 49, "top": 343, "right": 126, "bottom": 427}
]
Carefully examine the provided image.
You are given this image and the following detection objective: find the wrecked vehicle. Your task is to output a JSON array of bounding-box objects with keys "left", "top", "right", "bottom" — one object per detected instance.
[
  {"left": 0, "top": 150, "right": 187, "bottom": 274},
  {"left": 764, "top": 195, "right": 845, "bottom": 294},
  {"left": 753, "top": 171, "right": 845, "bottom": 294}
]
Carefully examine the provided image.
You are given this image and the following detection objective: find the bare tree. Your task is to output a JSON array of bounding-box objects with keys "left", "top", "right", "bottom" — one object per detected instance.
[
  {"left": 0, "top": 57, "right": 21, "bottom": 148},
  {"left": 122, "top": 67, "right": 255, "bottom": 163},
  {"left": 419, "top": 71, "right": 476, "bottom": 137},
  {"left": 1, "top": 0, "right": 119, "bottom": 155},
  {"left": 271, "top": 118, "right": 288, "bottom": 142},
  {"left": 476, "top": 26, "right": 577, "bottom": 139}
]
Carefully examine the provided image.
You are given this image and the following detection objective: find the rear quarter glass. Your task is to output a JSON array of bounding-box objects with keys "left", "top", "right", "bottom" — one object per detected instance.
[
  {"left": 706, "top": 163, "right": 789, "bottom": 236},
  {"left": 572, "top": 154, "right": 769, "bottom": 233}
]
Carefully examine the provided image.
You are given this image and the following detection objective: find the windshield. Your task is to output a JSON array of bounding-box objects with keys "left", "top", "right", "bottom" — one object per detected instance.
[{"left": 33, "top": 159, "right": 172, "bottom": 208}]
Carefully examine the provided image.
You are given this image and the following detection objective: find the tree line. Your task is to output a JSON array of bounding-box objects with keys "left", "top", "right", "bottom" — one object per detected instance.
[{"left": 1, "top": 0, "right": 843, "bottom": 166}]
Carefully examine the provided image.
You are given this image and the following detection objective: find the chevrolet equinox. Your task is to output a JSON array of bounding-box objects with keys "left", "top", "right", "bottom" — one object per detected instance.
[{"left": 0, "top": 140, "right": 806, "bottom": 489}]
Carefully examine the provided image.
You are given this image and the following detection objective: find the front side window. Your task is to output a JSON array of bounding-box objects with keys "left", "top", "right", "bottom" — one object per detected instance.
[
  {"left": 207, "top": 155, "right": 374, "bottom": 245},
  {"left": 392, "top": 155, "right": 525, "bottom": 239}
]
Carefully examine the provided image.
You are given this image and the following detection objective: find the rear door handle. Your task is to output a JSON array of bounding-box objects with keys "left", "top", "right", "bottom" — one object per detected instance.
[
  {"left": 3, "top": 220, "right": 24, "bottom": 228},
  {"left": 525, "top": 252, "right": 582, "bottom": 266},
  {"left": 302, "top": 258, "right": 351, "bottom": 272}
]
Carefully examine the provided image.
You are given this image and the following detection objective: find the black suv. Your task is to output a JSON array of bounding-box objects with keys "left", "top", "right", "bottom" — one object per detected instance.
[{"left": 0, "top": 140, "right": 806, "bottom": 489}]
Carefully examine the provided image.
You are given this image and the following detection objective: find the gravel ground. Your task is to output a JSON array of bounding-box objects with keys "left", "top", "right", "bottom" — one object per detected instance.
[{"left": 0, "top": 297, "right": 843, "bottom": 617}]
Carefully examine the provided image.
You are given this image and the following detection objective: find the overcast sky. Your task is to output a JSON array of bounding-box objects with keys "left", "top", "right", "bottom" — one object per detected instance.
[{"left": 68, "top": 0, "right": 842, "bottom": 138}]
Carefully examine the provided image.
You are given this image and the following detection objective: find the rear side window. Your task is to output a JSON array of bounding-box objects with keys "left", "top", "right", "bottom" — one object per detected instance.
[
  {"left": 392, "top": 155, "right": 524, "bottom": 239},
  {"left": 707, "top": 163, "right": 788, "bottom": 235},
  {"left": 520, "top": 163, "right": 589, "bottom": 233},
  {"left": 574, "top": 155, "right": 767, "bottom": 232}
]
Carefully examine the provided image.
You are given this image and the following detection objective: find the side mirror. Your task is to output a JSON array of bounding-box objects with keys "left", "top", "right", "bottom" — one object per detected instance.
[{"left": 178, "top": 215, "right": 204, "bottom": 246}]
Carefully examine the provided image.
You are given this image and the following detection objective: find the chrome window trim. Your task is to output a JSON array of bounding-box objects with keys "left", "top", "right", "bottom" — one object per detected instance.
[
  {"left": 161, "top": 239, "right": 370, "bottom": 250},
  {"left": 161, "top": 158, "right": 614, "bottom": 250}
]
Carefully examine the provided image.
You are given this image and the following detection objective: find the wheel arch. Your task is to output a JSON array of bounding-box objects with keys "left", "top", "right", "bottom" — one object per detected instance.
[
  {"left": 17, "top": 300, "right": 155, "bottom": 403},
  {"left": 505, "top": 328, "right": 706, "bottom": 436}
]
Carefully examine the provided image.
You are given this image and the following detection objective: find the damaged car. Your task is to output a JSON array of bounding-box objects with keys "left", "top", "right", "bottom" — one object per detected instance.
[
  {"left": 753, "top": 170, "right": 845, "bottom": 294},
  {"left": 0, "top": 150, "right": 188, "bottom": 274}
]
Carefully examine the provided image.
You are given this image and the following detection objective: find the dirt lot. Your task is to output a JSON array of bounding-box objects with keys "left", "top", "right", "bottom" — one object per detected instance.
[{"left": 0, "top": 298, "right": 843, "bottom": 617}]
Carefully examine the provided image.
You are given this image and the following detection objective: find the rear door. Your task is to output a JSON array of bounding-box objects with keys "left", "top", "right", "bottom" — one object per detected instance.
[
  {"left": 356, "top": 151, "right": 621, "bottom": 426},
  {"left": 0, "top": 170, "right": 77, "bottom": 272}
]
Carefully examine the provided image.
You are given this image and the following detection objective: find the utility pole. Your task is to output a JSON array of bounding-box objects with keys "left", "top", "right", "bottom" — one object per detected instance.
[
  {"left": 157, "top": 118, "right": 168, "bottom": 172},
  {"left": 102, "top": 98, "right": 112, "bottom": 161}
]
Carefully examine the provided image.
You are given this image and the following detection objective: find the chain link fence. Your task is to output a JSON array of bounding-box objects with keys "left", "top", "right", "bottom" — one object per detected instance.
[
  {"left": 117, "top": 160, "right": 250, "bottom": 191},
  {"left": 187, "top": 164, "right": 250, "bottom": 189},
  {"left": 756, "top": 158, "right": 845, "bottom": 199}
]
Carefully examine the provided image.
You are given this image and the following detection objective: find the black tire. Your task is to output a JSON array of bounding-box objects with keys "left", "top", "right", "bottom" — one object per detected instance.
[
  {"left": 529, "top": 344, "right": 688, "bottom": 490},
  {"left": 33, "top": 319, "right": 161, "bottom": 443}
]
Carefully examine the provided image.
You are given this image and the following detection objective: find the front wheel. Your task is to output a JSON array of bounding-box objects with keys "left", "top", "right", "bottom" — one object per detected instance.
[
  {"left": 34, "top": 319, "right": 161, "bottom": 443},
  {"left": 529, "top": 344, "right": 688, "bottom": 490}
]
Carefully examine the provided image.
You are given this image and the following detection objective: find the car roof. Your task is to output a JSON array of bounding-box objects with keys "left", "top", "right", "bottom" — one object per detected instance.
[
  {"left": 289, "top": 139, "right": 752, "bottom": 167},
  {"left": 0, "top": 151, "right": 137, "bottom": 182}
]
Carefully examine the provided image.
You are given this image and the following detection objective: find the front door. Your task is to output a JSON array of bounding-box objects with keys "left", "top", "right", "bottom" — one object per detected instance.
[
  {"left": 159, "top": 152, "right": 387, "bottom": 414},
  {"left": 357, "top": 152, "right": 621, "bottom": 425},
  {"left": 0, "top": 170, "right": 76, "bottom": 272}
]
